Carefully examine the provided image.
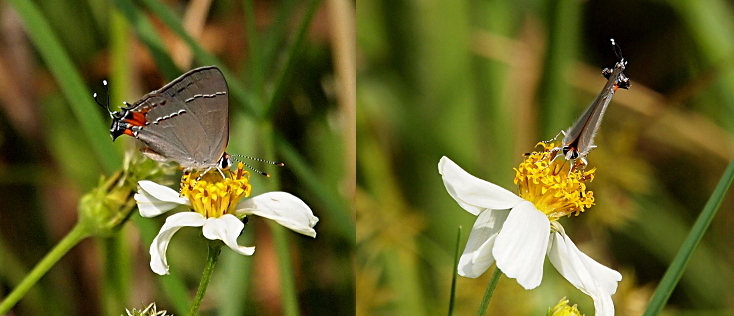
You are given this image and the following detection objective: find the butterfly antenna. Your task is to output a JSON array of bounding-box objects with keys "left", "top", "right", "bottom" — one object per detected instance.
[
  {"left": 235, "top": 154, "right": 285, "bottom": 166},
  {"left": 229, "top": 154, "right": 285, "bottom": 177},
  {"left": 245, "top": 162, "right": 271, "bottom": 177},
  {"left": 610, "top": 38, "right": 625, "bottom": 62},
  {"left": 94, "top": 80, "right": 114, "bottom": 118}
]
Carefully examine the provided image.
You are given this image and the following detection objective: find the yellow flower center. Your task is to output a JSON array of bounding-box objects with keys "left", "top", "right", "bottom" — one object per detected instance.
[
  {"left": 549, "top": 297, "right": 585, "bottom": 316},
  {"left": 179, "top": 163, "right": 252, "bottom": 218},
  {"left": 514, "top": 142, "right": 595, "bottom": 221}
]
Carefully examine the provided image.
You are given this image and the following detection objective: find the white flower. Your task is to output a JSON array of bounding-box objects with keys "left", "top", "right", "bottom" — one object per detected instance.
[
  {"left": 439, "top": 154, "right": 621, "bottom": 316},
  {"left": 134, "top": 165, "right": 318, "bottom": 275}
]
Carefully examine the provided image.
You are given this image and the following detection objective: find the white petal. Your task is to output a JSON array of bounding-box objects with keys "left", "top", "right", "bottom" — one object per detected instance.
[
  {"left": 439, "top": 157, "right": 523, "bottom": 215},
  {"left": 458, "top": 209, "right": 510, "bottom": 278},
  {"left": 235, "top": 192, "right": 319, "bottom": 237},
  {"left": 577, "top": 246, "right": 623, "bottom": 295},
  {"left": 149, "top": 212, "right": 206, "bottom": 275},
  {"left": 590, "top": 292, "right": 616, "bottom": 316},
  {"left": 548, "top": 230, "right": 622, "bottom": 294},
  {"left": 492, "top": 201, "right": 550, "bottom": 289},
  {"left": 135, "top": 180, "right": 190, "bottom": 217},
  {"left": 548, "top": 231, "right": 621, "bottom": 316},
  {"left": 201, "top": 214, "right": 255, "bottom": 256}
]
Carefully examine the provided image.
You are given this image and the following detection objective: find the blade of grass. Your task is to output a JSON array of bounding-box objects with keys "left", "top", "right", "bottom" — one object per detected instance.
[
  {"left": 101, "top": 236, "right": 130, "bottom": 314},
  {"left": 264, "top": 0, "right": 321, "bottom": 118},
  {"left": 667, "top": 0, "right": 734, "bottom": 131},
  {"left": 136, "top": 0, "right": 261, "bottom": 118},
  {"left": 275, "top": 134, "right": 354, "bottom": 243},
  {"left": 8, "top": 0, "right": 120, "bottom": 174},
  {"left": 111, "top": 0, "right": 181, "bottom": 81},
  {"left": 243, "top": 0, "right": 264, "bottom": 100},
  {"left": 473, "top": 0, "right": 515, "bottom": 185},
  {"left": 269, "top": 222, "right": 300, "bottom": 316},
  {"left": 643, "top": 157, "right": 734, "bottom": 315},
  {"left": 260, "top": 118, "right": 300, "bottom": 316},
  {"left": 215, "top": 107, "right": 258, "bottom": 315},
  {"left": 101, "top": 11, "right": 134, "bottom": 315},
  {"left": 538, "top": 0, "right": 581, "bottom": 138},
  {"left": 625, "top": 194, "right": 724, "bottom": 305},
  {"left": 358, "top": 119, "right": 426, "bottom": 314},
  {"left": 448, "top": 226, "right": 461, "bottom": 316},
  {"left": 214, "top": 250, "right": 253, "bottom": 316},
  {"left": 260, "top": 0, "right": 299, "bottom": 74},
  {"left": 110, "top": 5, "right": 134, "bottom": 106}
]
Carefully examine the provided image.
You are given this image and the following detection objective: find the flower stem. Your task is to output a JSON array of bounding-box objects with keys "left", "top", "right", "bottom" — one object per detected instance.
[
  {"left": 187, "top": 241, "right": 223, "bottom": 316},
  {"left": 476, "top": 266, "right": 503, "bottom": 316},
  {"left": 0, "top": 222, "right": 91, "bottom": 314}
]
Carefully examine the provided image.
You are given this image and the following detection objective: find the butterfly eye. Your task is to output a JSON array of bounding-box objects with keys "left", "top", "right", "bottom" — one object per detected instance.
[
  {"left": 562, "top": 146, "right": 579, "bottom": 160},
  {"left": 218, "top": 154, "right": 233, "bottom": 170}
]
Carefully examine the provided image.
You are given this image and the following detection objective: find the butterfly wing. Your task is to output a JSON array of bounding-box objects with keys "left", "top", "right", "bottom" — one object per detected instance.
[{"left": 131, "top": 66, "right": 230, "bottom": 169}]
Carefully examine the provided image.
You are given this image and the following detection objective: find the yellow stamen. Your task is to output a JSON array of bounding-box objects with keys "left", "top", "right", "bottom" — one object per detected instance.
[
  {"left": 180, "top": 163, "right": 252, "bottom": 218},
  {"left": 549, "top": 297, "right": 585, "bottom": 316},
  {"left": 514, "top": 142, "right": 595, "bottom": 221}
]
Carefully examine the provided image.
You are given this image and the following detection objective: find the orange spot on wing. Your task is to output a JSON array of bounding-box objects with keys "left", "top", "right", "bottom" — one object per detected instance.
[{"left": 125, "top": 111, "right": 148, "bottom": 126}]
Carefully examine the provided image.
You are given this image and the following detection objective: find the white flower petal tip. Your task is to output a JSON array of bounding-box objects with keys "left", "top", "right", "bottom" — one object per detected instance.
[
  {"left": 202, "top": 215, "right": 256, "bottom": 256},
  {"left": 438, "top": 157, "right": 523, "bottom": 215},
  {"left": 135, "top": 180, "right": 190, "bottom": 217},
  {"left": 548, "top": 231, "right": 621, "bottom": 316},
  {"left": 149, "top": 212, "right": 207, "bottom": 275},
  {"left": 492, "top": 201, "right": 550, "bottom": 290},
  {"left": 236, "top": 192, "right": 319, "bottom": 238}
]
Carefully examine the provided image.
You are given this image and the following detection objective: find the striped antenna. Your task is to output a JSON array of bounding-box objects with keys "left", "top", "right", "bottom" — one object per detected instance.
[
  {"left": 230, "top": 154, "right": 285, "bottom": 166},
  {"left": 229, "top": 154, "right": 285, "bottom": 177}
]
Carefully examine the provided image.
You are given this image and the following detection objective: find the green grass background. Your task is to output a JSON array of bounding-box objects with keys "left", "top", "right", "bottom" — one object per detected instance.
[{"left": 357, "top": 0, "right": 734, "bottom": 315}]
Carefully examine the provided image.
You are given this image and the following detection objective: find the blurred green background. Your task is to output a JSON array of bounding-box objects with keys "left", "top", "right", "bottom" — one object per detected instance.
[
  {"left": 0, "top": 0, "right": 354, "bottom": 315},
  {"left": 357, "top": 0, "right": 734, "bottom": 315}
]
